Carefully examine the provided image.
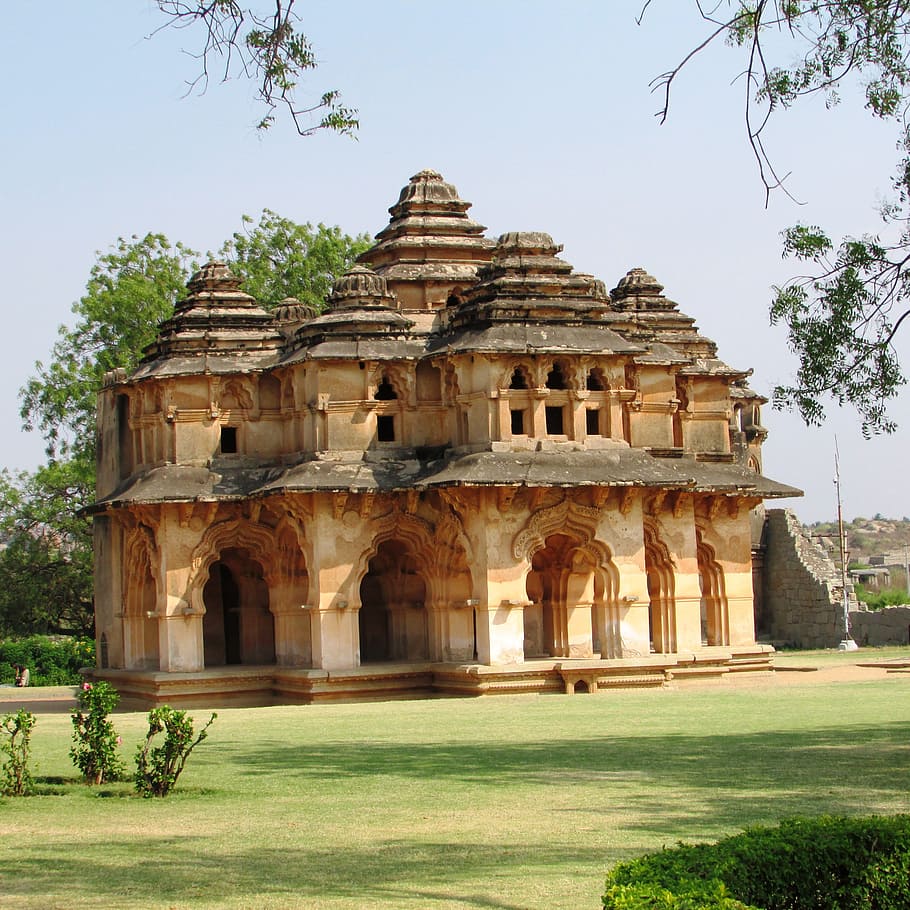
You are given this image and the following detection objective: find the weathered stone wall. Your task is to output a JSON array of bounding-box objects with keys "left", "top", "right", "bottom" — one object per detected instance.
[
  {"left": 763, "top": 508, "right": 853, "bottom": 648},
  {"left": 848, "top": 605, "right": 910, "bottom": 646}
]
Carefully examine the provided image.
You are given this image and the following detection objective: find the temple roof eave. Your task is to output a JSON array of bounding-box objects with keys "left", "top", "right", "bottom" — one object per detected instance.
[{"left": 88, "top": 448, "right": 800, "bottom": 513}]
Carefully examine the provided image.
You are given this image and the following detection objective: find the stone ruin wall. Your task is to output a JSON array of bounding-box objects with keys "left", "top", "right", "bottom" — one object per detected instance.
[
  {"left": 762, "top": 508, "right": 854, "bottom": 648},
  {"left": 763, "top": 508, "right": 910, "bottom": 648},
  {"left": 849, "top": 606, "right": 910, "bottom": 647}
]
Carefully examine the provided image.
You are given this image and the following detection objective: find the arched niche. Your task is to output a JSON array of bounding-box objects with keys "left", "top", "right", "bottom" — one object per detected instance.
[
  {"left": 122, "top": 527, "right": 159, "bottom": 670},
  {"left": 202, "top": 547, "right": 275, "bottom": 666},
  {"left": 359, "top": 539, "right": 428, "bottom": 662},
  {"left": 644, "top": 520, "right": 676, "bottom": 653},
  {"left": 696, "top": 529, "right": 729, "bottom": 646}
]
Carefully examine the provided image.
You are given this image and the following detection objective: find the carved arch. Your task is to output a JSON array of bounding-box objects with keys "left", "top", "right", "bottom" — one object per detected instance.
[
  {"left": 696, "top": 525, "right": 729, "bottom": 646},
  {"left": 122, "top": 523, "right": 161, "bottom": 669},
  {"left": 502, "top": 361, "right": 532, "bottom": 390},
  {"left": 188, "top": 519, "right": 281, "bottom": 614},
  {"left": 643, "top": 517, "right": 676, "bottom": 653},
  {"left": 512, "top": 499, "right": 603, "bottom": 562},
  {"left": 370, "top": 364, "right": 409, "bottom": 402}
]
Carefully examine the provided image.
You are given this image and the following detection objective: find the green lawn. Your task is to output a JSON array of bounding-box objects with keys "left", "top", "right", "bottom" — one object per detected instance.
[{"left": 2, "top": 657, "right": 910, "bottom": 909}]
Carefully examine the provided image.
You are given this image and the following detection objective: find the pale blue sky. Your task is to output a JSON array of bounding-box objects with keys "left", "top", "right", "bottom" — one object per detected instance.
[{"left": 1, "top": 1, "right": 907, "bottom": 522}]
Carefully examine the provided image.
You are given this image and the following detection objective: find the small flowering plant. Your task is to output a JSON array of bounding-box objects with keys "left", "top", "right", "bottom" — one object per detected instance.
[
  {"left": 70, "top": 680, "right": 125, "bottom": 784},
  {"left": 135, "top": 706, "right": 216, "bottom": 798},
  {"left": 1, "top": 709, "right": 36, "bottom": 796}
]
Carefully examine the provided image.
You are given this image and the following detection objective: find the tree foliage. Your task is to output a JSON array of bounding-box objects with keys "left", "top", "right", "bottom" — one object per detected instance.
[
  {"left": 220, "top": 210, "right": 371, "bottom": 310},
  {"left": 0, "top": 461, "right": 95, "bottom": 637},
  {"left": 644, "top": 1, "right": 910, "bottom": 433},
  {"left": 19, "top": 234, "right": 196, "bottom": 462},
  {"left": 152, "top": 1, "right": 357, "bottom": 137},
  {"left": 8, "top": 215, "right": 366, "bottom": 637}
]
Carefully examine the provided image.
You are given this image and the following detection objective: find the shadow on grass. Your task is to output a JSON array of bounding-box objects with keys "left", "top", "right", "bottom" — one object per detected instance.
[
  {"left": 0, "top": 836, "right": 606, "bottom": 909},
  {"left": 218, "top": 721, "right": 910, "bottom": 829}
]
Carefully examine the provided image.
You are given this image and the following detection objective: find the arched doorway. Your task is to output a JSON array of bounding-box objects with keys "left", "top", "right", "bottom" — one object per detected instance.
[
  {"left": 525, "top": 533, "right": 597, "bottom": 658},
  {"left": 124, "top": 555, "right": 159, "bottom": 670},
  {"left": 644, "top": 522, "right": 676, "bottom": 654},
  {"left": 202, "top": 548, "right": 275, "bottom": 666},
  {"left": 697, "top": 533, "right": 729, "bottom": 646},
  {"left": 358, "top": 540, "right": 428, "bottom": 662},
  {"left": 123, "top": 528, "right": 160, "bottom": 670}
]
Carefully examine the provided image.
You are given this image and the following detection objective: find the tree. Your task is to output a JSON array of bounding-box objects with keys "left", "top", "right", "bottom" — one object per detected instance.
[
  {"left": 644, "top": 1, "right": 910, "bottom": 434},
  {"left": 0, "top": 461, "right": 94, "bottom": 636},
  {"left": 152, "top": 1, "right": 357, "bottom": 137},
  {"left": 9, "top": 215, "right": 366, "bottom": 637},
  {"left": 20, "top": 234, "right": 196, "bottom": 463},
  {"left": 220, "top": 210, "right": 371, "bottom": 309}
]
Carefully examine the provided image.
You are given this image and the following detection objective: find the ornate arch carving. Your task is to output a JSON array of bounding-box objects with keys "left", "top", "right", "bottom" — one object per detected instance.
[
  {"left": 189, "top": 519, "right": 279, "bottom": 595},
  {"left": 503, "top": 360, "right": 533, "bottom": 390},
  {"left": 512, "top": 499, "right": 603, "bottom": 562},
  {"left": 123, "top": 524, "right": 160, "bottom": 616},
  {"left": 369, "top": 364, "right": 409, "bottom": 402}
]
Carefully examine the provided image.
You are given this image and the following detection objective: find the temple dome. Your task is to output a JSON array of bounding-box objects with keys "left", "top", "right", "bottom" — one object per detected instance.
[
  {"left": 611, "top": 267, "right": 665, "bottom": 301},
  {"left": 328, "top": 265, "right": 397, "bottom": 309}
]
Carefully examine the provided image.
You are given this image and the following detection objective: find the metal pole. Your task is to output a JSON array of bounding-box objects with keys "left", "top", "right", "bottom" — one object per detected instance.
[{"left": 835, "top": 439, "right": 857, "bottom": 650}]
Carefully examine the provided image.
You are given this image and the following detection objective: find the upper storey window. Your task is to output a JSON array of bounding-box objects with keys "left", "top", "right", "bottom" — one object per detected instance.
[
  {"left": 586, "top": 369, "right": 606, "bottom": 391},
  {"left": 220, "top": 426, "right": 238, "bottom": 454},
  {"left": 508, "top": 368, "right": 529, "bottom": 390},
  {"left": 545, "top": 363, "right": 568, "bottom": 390},
  {"left": 375, "top": 376, "right": 398, "bottom": 400}
]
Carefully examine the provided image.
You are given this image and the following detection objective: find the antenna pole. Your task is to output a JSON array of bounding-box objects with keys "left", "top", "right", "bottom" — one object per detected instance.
[{"left": 835, "top": 438, "right": 857, "bottom": 650}]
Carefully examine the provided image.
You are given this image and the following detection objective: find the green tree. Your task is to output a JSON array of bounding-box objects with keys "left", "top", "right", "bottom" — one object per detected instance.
[
  {"left": 20, "top": 234, "right": 195, "bottom": 462},
  {"left": 152, "top": 1, "right": 357, "bottom": 137},
  {"left": 9, "top": 216, "right": 367, "bottom": 637},
  {"left": 646, "top": 1, "right": 910, "bottom": 434},
  {"left": 0, "top": 461, "right": 94, "bottom": 636},
  {"left": 220, "top": 211, "right": 371, "bottom": 310}
]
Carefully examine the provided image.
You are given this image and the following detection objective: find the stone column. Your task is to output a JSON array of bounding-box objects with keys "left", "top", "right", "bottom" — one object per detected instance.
[{"left": 475, "top": 601, "right": 526, "bottom": 664}]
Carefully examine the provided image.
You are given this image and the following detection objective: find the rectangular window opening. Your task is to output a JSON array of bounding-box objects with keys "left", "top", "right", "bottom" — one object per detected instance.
[
  {"left": 586, "top": 408, "right": 601, "bottom": 436},
  {"left": 220, "top": 426, "right": 238, "bottom": 454},
  {"left": 510, "top": 408, "right": 526, "bottom": 436},
  {"left": 377, "top": 414, "right": 395, "bottom": 442},
  {"left": 545, "top": 406, "right": 564, "bottom": 435}
]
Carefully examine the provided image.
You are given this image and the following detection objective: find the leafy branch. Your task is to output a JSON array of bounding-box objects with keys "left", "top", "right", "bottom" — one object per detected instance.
[{"left": 152, "top": 1, "right": 358, "bottom": 136}]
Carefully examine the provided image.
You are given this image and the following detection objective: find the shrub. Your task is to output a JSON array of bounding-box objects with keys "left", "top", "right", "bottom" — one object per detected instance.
[
  {"left": 855, "top": 585, "right": 909, "bottom": 609},
  {"left": 603, "top": 881, "right": 756, "bottom": 909},
  {"left": 70, "top": 681, "right": 124, "bottom": 784},
  {"left": 1, "top": 709, "right": 36, "bottom": 796},
  {"left": 135, "top": 706, "right": 216, "bottom": 798},
  {"left": 0, "top": 635, "right": 94, "bottom": 686},
  {"left": 604, "top": 815, "right": 910, "bottom": 910}
]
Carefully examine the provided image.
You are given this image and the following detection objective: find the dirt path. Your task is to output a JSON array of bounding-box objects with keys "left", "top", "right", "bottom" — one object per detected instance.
[
  {"left": 0, "top": 685, "right": 79, "bottom": 714},
  {"left": 0, "top": 660, "right": 907, "bottom": 713}
]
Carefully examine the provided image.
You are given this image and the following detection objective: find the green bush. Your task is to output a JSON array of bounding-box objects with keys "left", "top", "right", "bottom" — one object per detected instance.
[
  {"left": 135, "top": 706, "right": 216, "bottom": 798},
  {"left": 855, "top": 585, "right": 909, "bottom": 609},
  {"left": 603, "top": 881, "right": 756, "bottom": 909},
  {"left": 0, "top": 635, "right": 94, "bottom": 686},
  {"left": 604, "top": 815, "right": 910, "bottom": 910},
  {"left": 0, "top": 709, "right": 36, "bottom": 796},
  {"left": 70, "top": 681, "right": 124, "bottom": 785}
]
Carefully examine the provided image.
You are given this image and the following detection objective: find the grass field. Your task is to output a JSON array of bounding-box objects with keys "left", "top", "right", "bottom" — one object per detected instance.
[{"left": 2, "top": 650, "right": 910, "bottom": 909}]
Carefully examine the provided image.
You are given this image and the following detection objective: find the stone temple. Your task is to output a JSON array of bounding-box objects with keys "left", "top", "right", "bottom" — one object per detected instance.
[{"left": 89, "top": 169, "right": 798, "bottom": 705}]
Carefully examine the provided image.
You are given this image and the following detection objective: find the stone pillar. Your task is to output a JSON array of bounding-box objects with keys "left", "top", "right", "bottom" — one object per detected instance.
[
  {"left": 272, "top": 601, "right": 313, "bottom": 667},
  {"left": 565, "top": 604, "right": 595, "bottom": 658},
  {"left": 475, "top": 602, "right": 525, "bottom": 665},
  {"left": 311, "top": 604, "right": 358, "bottom": 670},
  {"left": 619, "top": 601, "right": 652, "bottom": 657},
  {"left": 93, "top": 515, "right": 125, "bottom": 669}
]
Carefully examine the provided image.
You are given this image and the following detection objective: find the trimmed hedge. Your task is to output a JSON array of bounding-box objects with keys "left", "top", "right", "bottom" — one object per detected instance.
[
  {"left": 0, "top": 635, "right": 94, "bottom": 686},
  {"left": 603, "top": 815, "right": 910, "bottom": 910}
]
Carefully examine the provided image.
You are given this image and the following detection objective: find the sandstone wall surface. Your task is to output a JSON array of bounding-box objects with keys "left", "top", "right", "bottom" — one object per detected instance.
[
  {"left": 848, "top": 605, "right": 910, "bottom": 646},
  {"left": 763, "top": 508, "right": 853, "bottom": 648}
]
